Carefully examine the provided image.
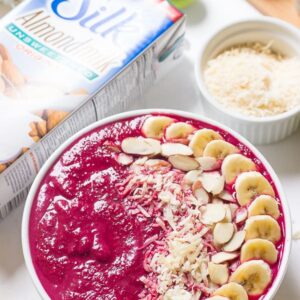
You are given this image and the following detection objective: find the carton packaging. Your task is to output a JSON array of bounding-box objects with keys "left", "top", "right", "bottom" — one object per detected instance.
[{"left": 0, "top": 0, "right": 185, "bottom": 218}]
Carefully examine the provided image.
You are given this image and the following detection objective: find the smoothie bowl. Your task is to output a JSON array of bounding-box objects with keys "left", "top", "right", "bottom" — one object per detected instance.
[{"left": 22, "top": 109, "right": 291, "bottom": 300}]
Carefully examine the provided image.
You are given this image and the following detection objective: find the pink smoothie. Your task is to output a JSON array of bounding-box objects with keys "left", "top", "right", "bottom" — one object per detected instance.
[{"left": 29, "top": 113, "right": 285, "bottom": 299}]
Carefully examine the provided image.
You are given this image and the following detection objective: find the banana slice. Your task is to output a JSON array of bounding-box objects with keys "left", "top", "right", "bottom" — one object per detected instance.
[
  {"left": 241, "top": 239, "right": 278, "bottom": 264},
  {"left": 221, "top": 154, "right": 256, "bottom": 184},
  {"left": 248, "top": 195, "right": 280, "bottom": 219},
  {"left": 207, "top": 297, "right": 230, "bottom": 300},
  {"left": 142, "top": 116, "right": 173, "bottom": 139},
  {"left": 230, "top": 260, "right": 272, "bottom": 296},
  {"left": 214, "top": 282, "right": 248, "bottom": 300},
  {"left": 235, "top": 172, "right": 275, "bottom": 206},
  {"left": 189, "top": 129, "right": 222, "bottom": 157},
  {"left": 165, "top": 122, "right": 195, "bottom": 140},
  {"left": 203, "top": 140, "right": 239, "bottom": 160},
  {"left": 244, "top": 215, "right": 281, "bottom": 243}
]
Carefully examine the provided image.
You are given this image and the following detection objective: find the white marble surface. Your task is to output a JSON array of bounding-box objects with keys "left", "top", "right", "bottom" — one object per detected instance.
[{"left": 0, "top": 0, "right": 300, "bottom": 299}]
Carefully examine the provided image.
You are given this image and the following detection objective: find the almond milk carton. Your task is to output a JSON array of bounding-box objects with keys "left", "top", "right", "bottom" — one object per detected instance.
[{"left": 0, "top": 0, "right": 185, "bottom": 218}]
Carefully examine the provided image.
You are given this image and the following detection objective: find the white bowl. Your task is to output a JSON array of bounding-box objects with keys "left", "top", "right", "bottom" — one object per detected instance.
[
  {"left": 22, "top": 109, "right": 292, "bottom": 299},
  {"left": 195, "top": 17, "right": 300, "bottom": 145}
]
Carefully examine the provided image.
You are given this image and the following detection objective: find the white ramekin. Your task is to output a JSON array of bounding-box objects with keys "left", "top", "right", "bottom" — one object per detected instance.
[
  {"left": 22, "top": 109, "right": 292, "bottom": 300},
  {"left": 195, "top": 17, "right": 300, "bottom": 145}
]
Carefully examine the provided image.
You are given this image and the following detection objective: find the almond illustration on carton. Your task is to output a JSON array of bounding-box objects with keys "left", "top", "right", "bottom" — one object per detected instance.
[
  {"left": 0, "top": 43, "right": 72, "bottom": 175},
  {"left": 0, "top": 44, "right": 12, "bottom": 60},
  {"left": 46, "top": 110, "right": 68, "bottom": 131},
  {"left": 37, "top": 120, "right": 47, "bottom": 137},
  {"left": 28, "top": 122, "right": 38, "bottom": 137},
  {"left": 0, "top": 164, "right": 6, "bottom": 173},
  {"left": 0, "top": 43, "right": 25, "bottom": 90},
  {"left": 22, "top": 147, "right": 29, "bottom": 154},
  {"left": 28, "top": 110, "right": 69, "bottom": 142},
  {"left": 0, "top": 55, "right": 4, "bottom": 93},
  {"left": 28, "top": 122, "right": 42, "bottom": 142},
  {"left": 0, "top": 109, "right": 69, "bottom": 175},
  {"left": 2, "top": 59, "right": 26, "bottom": 86},
  {"left": 31, "top": 136, "right": 40, "bottom": 142},
  {"left": 0, "top": 77, "right": 5, "bottom": 93}
]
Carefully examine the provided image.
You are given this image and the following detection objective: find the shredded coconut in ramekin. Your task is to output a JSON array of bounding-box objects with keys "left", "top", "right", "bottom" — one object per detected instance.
[{"left": 204, "top": 42, "right": 300, "bottom": 117}]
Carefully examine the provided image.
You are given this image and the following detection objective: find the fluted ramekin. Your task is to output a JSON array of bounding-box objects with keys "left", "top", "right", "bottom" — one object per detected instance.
[{"left": 195, "top": 17, "right": 300, "bottom": 145}]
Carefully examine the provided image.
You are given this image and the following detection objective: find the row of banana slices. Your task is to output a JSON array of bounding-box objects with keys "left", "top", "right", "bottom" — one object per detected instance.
[
  {"left": 119, "top": 116, "right": 283, "bottom": 300},
  {"left": 121, "top": 116, "right": 276, "bottom": 204}
]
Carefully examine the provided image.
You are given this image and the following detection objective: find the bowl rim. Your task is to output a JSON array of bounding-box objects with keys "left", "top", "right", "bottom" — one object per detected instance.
[
  {"left": 22, "top": 108, "right": 292, "bottom": 300},
  {"left": 195, "top": 16, "right": 300, "bottom": 123}
]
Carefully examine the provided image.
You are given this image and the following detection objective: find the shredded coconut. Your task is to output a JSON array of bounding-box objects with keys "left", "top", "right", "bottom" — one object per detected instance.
[
  {"left": 204, "top": 42, "right": 300, "bottom": 117},
  {"left": 119, "top": 162, "right": 218, "bottom": 299}
]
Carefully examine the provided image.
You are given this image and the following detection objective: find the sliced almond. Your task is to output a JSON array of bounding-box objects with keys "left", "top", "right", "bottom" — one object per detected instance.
[
  {"left": 192, "top": 179, "right": 202, "bottom": 193},
  {"left": 211, "top": 252, "right": 239, "bottom": 264},
  {"left": 223, "top": 230, "right": 246, "bottom": 252},
  {"left": 145, "top": 159, "right": 171, "bottom": 168},
  {"left": 168, "top": 155, "right": 199, "bottom": 172},
  {"left": 212, "top": 198, "right": 223, "bottom": 204},
  {"left": 0, "top": 44, "right": 11, "bottom": 60},
  {"left": 121, "top": 137, "right": 161, "bottom": 155},
  {"left": 207, "top": 296, "right": 230, "bottom": 300},
  {"left": 196, "top": 156, "right": 220, "bottom": 171},
  {"left": 200, "top": 172, "right": 225, "bottom": 195},
  {"left": 235, "top": 207, "right": 248, "bottom": 224},
  {"left": 194, "top": 187, "right": 209, "bottom": 205},
  {"left": 103, "top": 141, "right": 121, "bottom": 153},
  {"left": 229, "top": 203, "right": 239, "bottom": 216},
  {"left": 117, "top": 153, "right": 133, "bottom": 165},
  {"left": 161, "top": 143, "right": 193, "bottom": 157},
  {"left": 133, "top": 157, "right": 148, "bottom": 165},
  {"left": 218, "top": 190, "right": 235, "bottom": 202},
  {"left": 213, "top": 223, "right": 235, "bottom": 245},
  {"left": 184, "top": 170, "right": 202, "bottom": 185},
  {"left": 2, "top": 60, "right": 25, "bottom": 86},
  {"left": 208, "top": 262, "right": 229, "bottom": 285},
  {"left": 223, "top": 204, "right": 232, "bottom": 223},
  {"left": 201, "top": 203, "right": 226, "bottom": 224}
]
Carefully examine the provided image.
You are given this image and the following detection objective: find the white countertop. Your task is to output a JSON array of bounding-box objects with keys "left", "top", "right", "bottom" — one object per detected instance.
[{"left": 0, "top": 0, "right": 300, "bottom": 299}]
